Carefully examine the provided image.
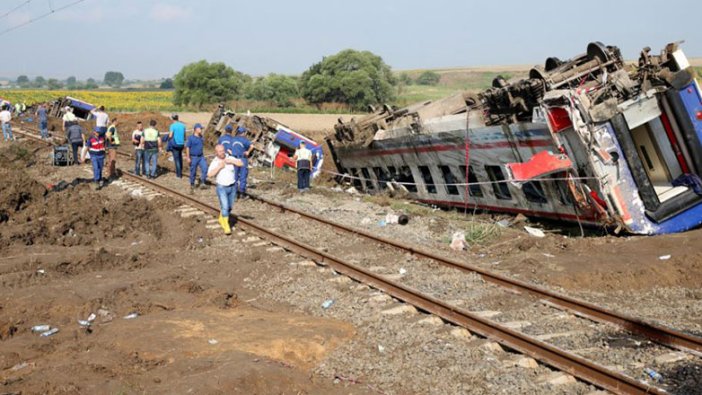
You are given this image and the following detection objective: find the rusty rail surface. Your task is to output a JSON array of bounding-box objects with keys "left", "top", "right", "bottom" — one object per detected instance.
[
  {"left": 15, "top": 126, "right": 702, "bottom": 354},
  {"left": 10, "top": 127, "right": 690, "bottom": 393}
]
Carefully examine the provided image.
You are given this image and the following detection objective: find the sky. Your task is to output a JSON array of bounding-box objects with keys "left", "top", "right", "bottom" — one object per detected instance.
[{"left": 1, "top": 0, "right": 701, "bottom": 80}]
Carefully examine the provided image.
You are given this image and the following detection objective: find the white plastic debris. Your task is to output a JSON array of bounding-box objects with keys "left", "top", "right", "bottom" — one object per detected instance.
[
  {"left": 542, "top": 253, "right": 555, "bottom": 258},
  {"left": 321, "top": 299, "right": 334, "bottom": 309},
  {"left": 659, "top": 255, "right": 671, "bottom": 260},
  {"left": 123, "top": 312, "right": 139, "bottom": 320},
  {"left": 36, "top": 269, "right": 45, "bottom": 274},
  {"left": 40, "top": 328, "right": 59, "bottom": 337},
  {"left": 360, "top": 217, "right": 372, "bottom": 225},
  {"left": 345, "top": 187, "right": 359, "bottom": 195},
  {"left": 31, "top": 325, "right": 50, "bottom": 333},
  {"left": 399, "top": 268, "right": 407, "bottom": 275},
  {"left": 87, "top": 313, "right": 96, "bottom": 322},
  {"left": 385, "top": 214, "right": 400, "bottom": 224},
  {"left": 208, "top": 339, "right": 219, "bottom": 345},
  {"left": 377, "top": 345, "right": 385, "bottom": 353},
  {"left": 524, "top": 226, "right": 546, "bottom": 238},
  {"left": 77, "top": 320, "right": 91, "bottom": 327},
  {"left": 450, "top": 231, "right": 467, "bottom": 251},
  {"left": 496, "top": 219, "right": 511, "bottom": 228}
]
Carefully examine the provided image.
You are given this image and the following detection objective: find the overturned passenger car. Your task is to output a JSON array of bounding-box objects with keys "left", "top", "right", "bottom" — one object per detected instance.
[{"left": 327, "top": 42, "right": 702, "bottom": 234}]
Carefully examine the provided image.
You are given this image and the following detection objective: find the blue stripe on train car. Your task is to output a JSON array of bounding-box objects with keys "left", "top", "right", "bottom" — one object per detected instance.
[{"left": 68, "top": 99, "right": 95, "bottom": 112}]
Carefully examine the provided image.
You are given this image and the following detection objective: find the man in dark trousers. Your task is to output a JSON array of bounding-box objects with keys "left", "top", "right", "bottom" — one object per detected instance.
[
  {"left": 185, "top": 123, "right": 208, "bottom": 193},
  {"left": 231, "top": 126, "right": 253, "bottom": 196},
  {"left": 168, "top": 114, "right": 186, "bottom": 178},
  {"left": 292, "top": 141, "right": 313, "bottom": 192}
]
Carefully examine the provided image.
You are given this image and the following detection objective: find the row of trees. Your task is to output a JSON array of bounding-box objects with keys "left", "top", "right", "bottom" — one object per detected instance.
[
  {"left": 173, "top": 49, "right": 411, "bottom": 110},
  {"left": 14, "top": 71, "right": 126, "bottom": 89}
]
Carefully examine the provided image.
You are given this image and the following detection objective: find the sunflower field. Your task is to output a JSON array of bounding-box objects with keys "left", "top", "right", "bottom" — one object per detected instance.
[{"left": 0, "top": 90, "right": 176, "bottom": 112}]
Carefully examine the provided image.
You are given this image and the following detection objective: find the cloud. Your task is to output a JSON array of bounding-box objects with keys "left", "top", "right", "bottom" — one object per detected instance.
[
  {"left": 149, "top": 3, "right": 190, "bottom": 22},
  {"left": 2, "top": 11, "right": 32, "bottom": 28}
]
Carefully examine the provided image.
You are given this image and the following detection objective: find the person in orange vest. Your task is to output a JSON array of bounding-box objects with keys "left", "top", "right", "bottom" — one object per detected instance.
[{"left": 86, "top": 127, "right": 107, "bottom": 189}]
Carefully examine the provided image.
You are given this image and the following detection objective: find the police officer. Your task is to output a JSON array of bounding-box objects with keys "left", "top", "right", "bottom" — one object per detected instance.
[
  {"left": 218, "top": 124, "right": 234, "bottom": 156},
  {"left": 185, "top": 123, "right": 208, "bottom": 193},
  {"left": 231, "top": 126, "right": 253, "bottom": 196}
]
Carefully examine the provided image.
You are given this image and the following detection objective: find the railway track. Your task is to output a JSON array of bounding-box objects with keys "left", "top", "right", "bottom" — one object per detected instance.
[{"left": 13, "top": 126, "right": 702, "bottom": 394}]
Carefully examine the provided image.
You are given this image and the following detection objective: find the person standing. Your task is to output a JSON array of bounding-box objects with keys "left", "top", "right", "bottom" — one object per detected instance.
[
  {"left": 62, "top": 107, "right": 77, "bottom": 132},
  {"left": 218, "top": 124, "right": 234, "bottom": 155},
  {"left": 232, "top": 126, "right": 253, "bottom": 196},
  {"left": 65, "top": 122, "right": 85, "bottom": 165},
  {"left": 185, "top": 123, "right": 208, "bottom": 193},
  {"left": 37, "top": 104, "right": 49, "bottom": 140},
  {"left": 143, "top": 119, "right": 162, "bottom": 179},
  {"left": 0, "top": 105, "right": 13, "bottom": 142},
  {"left": 292, "top": 141, "right": 313, "bottom": 191},
  {"left": 105, "top": 118, "right": 121, "bottom": 180},
  {"left": 86, "top": 128, "right": 106, "bottom": 188},
  {"left": 131, "top": 121, "right": 146, "bottom": 176},
  {"left": 207, "top": 144, "right": 243, "bottom": 235},
  {"left": 168, "top": 114, "right": 186, "bottom": 178},
  {"left": 91, "top": 106, "right": 109, "bottom": 136}
]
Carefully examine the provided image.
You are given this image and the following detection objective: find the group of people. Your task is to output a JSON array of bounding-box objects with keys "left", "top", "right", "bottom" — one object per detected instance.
[{"left": 31, "top": 104, "right": 315, "bottom": 235}]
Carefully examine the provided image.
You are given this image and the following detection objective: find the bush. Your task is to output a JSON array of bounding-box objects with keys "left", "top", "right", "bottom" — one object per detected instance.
[
  {"left": 299, "top": 49, "right": 396, "bottom": 111},
  {"left": 245, "top": 74, "right": 299, "bottom": 107},
  {"left": 173, "top": 60, "right": 251, "bottom": 108},
  {"left": 416, "top": 70, "right": 441, "bottom": 86}
]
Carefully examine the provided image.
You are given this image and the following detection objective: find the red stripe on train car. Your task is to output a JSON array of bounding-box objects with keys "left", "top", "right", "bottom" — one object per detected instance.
[
  {"left": 417, "top": 198, "right": 600, "bottom": 223},
  {"left": 346, "top": 139, "right": 553, "bottom": 158}
]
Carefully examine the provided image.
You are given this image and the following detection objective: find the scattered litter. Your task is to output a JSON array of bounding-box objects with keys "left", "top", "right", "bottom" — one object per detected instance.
[
  {"left": 496, "top": 219, "right": 511, "bottom": 228},
  {"left": 399, "top": 268, "right": 407, "bottom": 275},
  {"left": 377, "top": 345, "right": 385, "bottom": 353},
  {"left": 123, "top": 312, "right": 139, "bottom": 320},
  {"left": 321, "top": 299, "right": 335, "bottom": 309},
  {"left": 524, "top": 226, "right": 546, "bottom": 238},
  {"left": 40, "top": 327, "right": 59, "bottom": 337},
  {"left": 208, "top": 339, "right": 219, "bottom": 345},
  {"left": 644, "top": 368, "right": 663, "bottom": 382},
  {"left": 10, "top": 362, "right": 30, "bottom": 372},
  {"left": 77, "top": 320, "right": 91, "bottom": 327},
  {"left": 378, "top": 220, "right": 386, "bottom": 227},
  {"left": 331, "top": 186, "right": 343, "bottom": 192},
  {"left": 197, "top": 237, "right": 204, "bottom": 244},
  {"left": 659, "top": 255, "right": 671, "bottom": 260},
  {"left": 542, "top": 253, "right": 555, "bottom": 258},
  {"left": 36, "top": 269, "right": 45, "bottom": 274},
  {"left": 87, "top": 313, "right": 96, "bottom": 322},
  {"left": 450, "top": 231, "right": 467, "bottom": 251},
  {"left": 360, "top": 217, "right": 372, "bottom": 225},
  {"left": 31, "top": 324, "right": 50, "bottom": 333},
  {"left": 385, "top": 213, "right": 409, "bottom": 225},
  {"left": 130, "top": 189, "right": 143, "bottom": 197},
  {"left": 345, "top": 187, "right": 359, "bottom": 195}
]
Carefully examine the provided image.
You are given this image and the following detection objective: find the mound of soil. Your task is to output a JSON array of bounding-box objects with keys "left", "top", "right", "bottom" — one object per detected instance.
[{"left": 0, "top": 171, "right": 162, "bottom": 250}]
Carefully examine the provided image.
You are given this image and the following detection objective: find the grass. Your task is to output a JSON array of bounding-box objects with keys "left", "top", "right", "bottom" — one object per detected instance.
[{"left": 463, "top": 222, "right": 501, "bottom": 245}]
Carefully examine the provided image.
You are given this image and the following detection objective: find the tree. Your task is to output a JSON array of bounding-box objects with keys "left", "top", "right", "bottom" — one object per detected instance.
[
  {"left": 245, "top": 74, "right": 299, "bottom": 107},
  {"left": 103, "top": 71, "right": 125, "bottom": 88},
  {"left": 173, "top": 60, "right": 251, "bottom": 107},
  {"left": 33, "top": 76, "right": 46, "bottom": 88},
  {"left": 299, "top": 49, "right": 396, "bottom": 110},
  {"left": 416, "top": 70, "right": 441, "bottom": 86},
  {"left": 398, "top": 72, "right": 413, "bottom": 85},
  {"left": 85, "top": 78, "right": 99, "bottom": 89},
  {"left": 66, "top": 76, "right": 77, "bottom": 88},
  {"left": 159, "top": 78, "right": 174, "bottom": 89},
  {"left": 47, "top": 79, "right": 64, "bottom": 90},
  {"left": 16, "top": 75, "right": 29, "bottom": 87}
]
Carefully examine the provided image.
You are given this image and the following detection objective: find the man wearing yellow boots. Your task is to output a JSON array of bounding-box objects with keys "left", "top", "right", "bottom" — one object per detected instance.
[{"left": 207, "top": 144, "right": 244, "bottom": 234}]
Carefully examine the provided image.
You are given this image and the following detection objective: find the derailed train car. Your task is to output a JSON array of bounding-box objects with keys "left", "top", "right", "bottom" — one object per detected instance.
[{"left": 327, "top": 42, "right": 702, "bottom": 234}]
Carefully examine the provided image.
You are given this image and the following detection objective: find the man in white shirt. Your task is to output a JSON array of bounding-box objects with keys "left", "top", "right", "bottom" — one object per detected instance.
[
  {"left": 292, "top": 141, "right": 313, "bottom": 191},
  {"left": 207, "top": 144, "right": 243, "bottom": 235},
  {"left": 62, "top": 107, "right": 77, "bottom": 132},
  {"left": 91, "top": 105, "right": 109, "bottom": 136},
  {"left": 0, "top": 105, "right": 13, "bottom": 141}
]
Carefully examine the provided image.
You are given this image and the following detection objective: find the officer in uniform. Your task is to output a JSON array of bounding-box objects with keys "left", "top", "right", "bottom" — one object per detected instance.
[{"left": 231, "top": 126, "right": 252, "bottom": 196}]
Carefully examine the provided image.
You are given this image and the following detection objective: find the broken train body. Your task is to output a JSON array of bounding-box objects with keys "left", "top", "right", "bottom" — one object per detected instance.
[{"left": 327, "top": 42, "right": 702, "bottom": 234}]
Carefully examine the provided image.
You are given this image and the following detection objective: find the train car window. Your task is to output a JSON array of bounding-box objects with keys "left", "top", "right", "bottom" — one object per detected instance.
[
  {"left": 485, "top": 165, "right": 512, "bottom": 200},
  {"left": 439, "top": 165, "right": 459, "bottom": 195},
  {"left": 372, "top": 167, "right": 389, "bottom": 190},
  {"left": 523, "top": 181, "right": 548, "bottom": 204},
  {"left": 395, "top": 166, "right": 418, "bottom": 193},
  {"left": 419, "top": 166, "right": 437, "bottom": 194},
  {"left": 361, "top": 168, "right": 374, "bottom": 190},
  {"left": 459, "top": 165, "right": 483, "bottom": 197},
  {"left": 348, "top": 168, "right": 363, "bottom": 189}
]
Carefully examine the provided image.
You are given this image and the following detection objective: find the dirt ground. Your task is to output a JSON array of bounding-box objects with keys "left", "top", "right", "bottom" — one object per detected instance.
[{"left": 1, "top": 127, "right": 701, "bottom": 394}]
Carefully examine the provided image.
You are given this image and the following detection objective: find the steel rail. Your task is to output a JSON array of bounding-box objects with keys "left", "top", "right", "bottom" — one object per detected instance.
[{"left": 14, "top": 126, "right": 702, "bottom": 355}]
